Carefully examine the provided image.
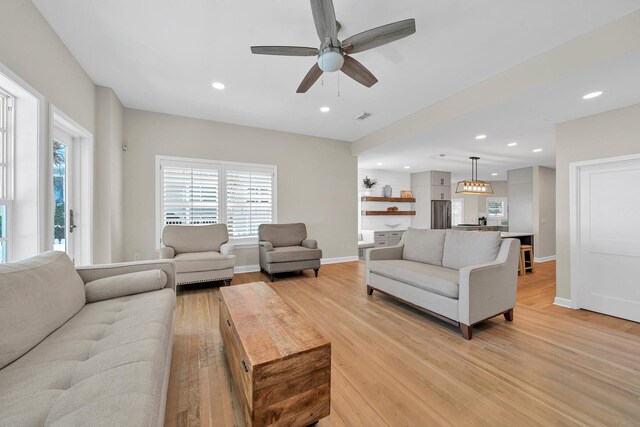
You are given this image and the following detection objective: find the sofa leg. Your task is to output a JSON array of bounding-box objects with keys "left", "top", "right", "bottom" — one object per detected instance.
[
  {"left": 366, "top": 285, "right": 374, "bottom": 296},
  {"left": 223, "top": 279, "right": 231, "bottom": 287},
  {"left": 269, "top": 274, "right": 276, "bottom": 282},
  {"left": 314, "top": 268, "right": 319, "bottom": 278},
  {"left": 459, "top": 324, "right": 473, "bottom": 340},
  {"left": 503, "top": 308, "right": 514, "bottom": 321}
]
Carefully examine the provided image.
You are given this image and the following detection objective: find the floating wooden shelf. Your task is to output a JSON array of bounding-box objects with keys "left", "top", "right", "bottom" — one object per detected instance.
[
  {"left": 361, "top": 197, "right": 416, "bottom": 202},
  {"left": 361, "top": 210, "right": 416, "bottom": 216}
]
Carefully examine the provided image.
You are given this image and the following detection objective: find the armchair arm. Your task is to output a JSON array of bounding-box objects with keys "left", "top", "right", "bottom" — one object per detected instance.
[
  {"left": 458, "top": 239, "right": 520, "bottom": 325},
  {"left": 258, "top": 241, "right": 274, "bottom": 270},
  {"left": 258, "top": 241, "right": 274, "bottom": 252},
  {"left": 159, "top": 246, "right": 175, "bottom": 259},
  {"left": 76, "top": 260, "right": 177, "bottom": 291},
  {"left": 220, "top": 242, "right": 234, "bottom": 256},
  {"left": 301, "top": 239, "right": 318, "bottom": 249}
]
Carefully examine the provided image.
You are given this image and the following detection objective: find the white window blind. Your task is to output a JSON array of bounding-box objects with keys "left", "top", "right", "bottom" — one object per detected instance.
[
  {"left": 157, "top": 157, "right": 276, "bottom": 248},
  {"left": 225, "top": 168, "right": 274, "bottom": 239},
  {"left": 161, "top": 163, "right": 220, "bottom": 227},
  {"left": 451, "top": 198, "right": 464, "bottom": 226}
]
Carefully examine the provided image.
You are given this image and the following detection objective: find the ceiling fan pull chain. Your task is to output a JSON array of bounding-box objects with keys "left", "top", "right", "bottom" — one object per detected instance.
[{"left": 337, "top": 71, "right": 341, "bottom": 97}]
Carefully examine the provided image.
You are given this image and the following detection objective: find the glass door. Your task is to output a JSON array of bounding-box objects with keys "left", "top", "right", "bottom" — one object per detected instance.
[{"left": 52, "top": 129, "right": 76, "bottom": 261}]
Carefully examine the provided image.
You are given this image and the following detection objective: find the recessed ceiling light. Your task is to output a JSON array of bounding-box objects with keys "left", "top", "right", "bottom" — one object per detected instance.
[
  {"left": 507, "top": 142, "right": 518, "bottom": 147},
  {"left": 475, "top": 134, "right": 487, "bottom": 140},
  {"left": 320, "top": 106, "right": 330, "bottom": 113},
  {"left": 404, "top": 166, "right": 411, "bottom": 169},
  {"left": 212, "top": 82, "right": 225, "bottom": 90},
  {"left": 376, "top": 162, "right": 383, "bottom": 166},
  {"left": 582, "top": 91, "right": 603, "bottom": 100},
  {"left": 491, "top": 173, "right": 499, "bottom": 176},
  {"left": 533, "top": 148, "right": 543, "bottom": 152}
]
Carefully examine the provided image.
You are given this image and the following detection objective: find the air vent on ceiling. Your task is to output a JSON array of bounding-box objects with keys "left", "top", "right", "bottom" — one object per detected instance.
[{"left": 355, "top": 112, "right": 372, "bottom": 120}]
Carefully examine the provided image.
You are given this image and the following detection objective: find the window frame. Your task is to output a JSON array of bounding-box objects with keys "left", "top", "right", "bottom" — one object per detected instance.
[
  {"left": 0, "top": 87, "right": 14, "bottom": 262},
  {"left": 451, "top": 198, "right": 464, "bottom": 226},
  {"left": 155, "top": 155, "right": 277, "bottom": 250},
  {"left": 486, "top": 197, "right": 508, "bottom": 219}
]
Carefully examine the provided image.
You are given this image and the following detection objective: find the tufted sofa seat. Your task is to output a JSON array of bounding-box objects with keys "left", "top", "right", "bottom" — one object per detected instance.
[{"left": 0, "top": 251, "right": 176, "bottom": 426}]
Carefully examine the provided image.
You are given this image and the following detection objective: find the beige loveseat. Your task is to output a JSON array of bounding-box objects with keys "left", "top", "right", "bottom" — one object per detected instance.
[
  {"left": 366, "top": 228, "right": 520, "bottom": 339},
  {"left": 160, "top": 224, "right": 235, "bottom": 285},
  {"left": 258, "top": 223, "right": 322, "bottom": 281},
  {"left": 0, "top": 251, "right": 176, "bottom": 426}
]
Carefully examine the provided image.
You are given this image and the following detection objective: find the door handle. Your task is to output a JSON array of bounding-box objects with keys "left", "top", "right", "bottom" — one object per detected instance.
[{"left": 69, "top": 209, "right": 77, "bottom": 233}]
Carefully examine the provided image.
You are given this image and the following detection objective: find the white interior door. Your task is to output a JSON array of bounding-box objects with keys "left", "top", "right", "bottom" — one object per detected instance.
[
  {"left": 52, "top": 128, "right": 78, "bottom": 262},
  {"left": 577, "top": 157, "right": 640, "bottom": 322}
]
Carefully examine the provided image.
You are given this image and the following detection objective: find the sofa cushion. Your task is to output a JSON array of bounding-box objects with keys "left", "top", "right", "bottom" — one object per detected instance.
[
  {"left": 0, "top": 251, "right": 85, "bottom": 370},
  {"left": 368, "top": 259, "right": 459, "bottom": 298},
  {"left": 85, "top": 270, "right": 167, "bottom": 303},
  {"left": 259, "top": 223, "right": 307, "bottom": 248},
  {"left": 173, "top": 251, "right": 235, "bottom": 273},
  {"left": 442, "top": 230, "right": 502, "bottom": 270},
  {"left": 0, "top": 288, "right": 175, "bottom": 427},
  {"left": 402, "top": 228, "right": 446, "bottom": 266},
  {"left": 162, "top": 223, "right": 228, "bottom": 254},
  {"left": 265, "top": 246, "right": 323, "bottom": 263}
]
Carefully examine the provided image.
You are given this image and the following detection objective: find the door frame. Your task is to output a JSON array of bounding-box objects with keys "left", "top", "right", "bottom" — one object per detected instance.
[
  {"left": 48, "top": 105, "right": 93, "bottom": 265},
  {"left": 569, "top": 153, "right": 640, "bottom": 310}
]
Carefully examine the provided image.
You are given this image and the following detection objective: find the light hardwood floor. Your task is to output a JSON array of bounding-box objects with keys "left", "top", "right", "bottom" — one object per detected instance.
[{"left": 164, "top": 261, "right": 640, "bottom": 426}]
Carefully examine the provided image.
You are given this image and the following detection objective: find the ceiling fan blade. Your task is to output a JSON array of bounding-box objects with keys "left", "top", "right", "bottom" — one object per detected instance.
[
  {"left": 251, "top": 46, "right": 319, "bottom": 56},
  {"left": 341, "top": 55, "right": 378, "bottom": 88},
  {"left": 310, "top": 0, "right": 338, "bottom": 44},
  {"left": 297, "top": 63, "right": 324, "bottom": 93},
  {"left": 342, "top": 18, "right": 416, "bottom": 54}
]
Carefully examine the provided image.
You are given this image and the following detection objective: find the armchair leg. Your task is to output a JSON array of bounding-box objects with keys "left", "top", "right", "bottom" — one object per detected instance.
[
  {"left": 314, "top": 268, "right": 319, "bottom": 278},
  {"left": 366, "top": 285, "right": 374, "bottom": 296},
  {"left": 459, "top": 324, "right": 473, "bottom": 340},
  {"left": 503, "top": 308, "right": 514, "bottom": 321}
]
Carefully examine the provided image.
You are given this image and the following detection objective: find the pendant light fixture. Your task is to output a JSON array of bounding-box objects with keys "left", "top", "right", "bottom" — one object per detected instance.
[{"left": 456, "top": 157, "right": 494, "bottom": 195}]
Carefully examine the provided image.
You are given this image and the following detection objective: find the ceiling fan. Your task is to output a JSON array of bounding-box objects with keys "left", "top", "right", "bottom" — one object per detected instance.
[{"left": 250, "top": 0, "right": 416, "bottom": 93}]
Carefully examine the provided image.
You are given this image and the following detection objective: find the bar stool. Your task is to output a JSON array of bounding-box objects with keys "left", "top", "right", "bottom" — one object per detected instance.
[{"left": 519, "top": 245, "right": 534, "bottom": 276}]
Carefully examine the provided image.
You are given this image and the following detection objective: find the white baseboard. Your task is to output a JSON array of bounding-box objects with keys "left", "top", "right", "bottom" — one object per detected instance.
[
  {"left": 534, "top": 255, "right": 556, "bottom": 263},
  {"left": 321, "top": 256, "right": 359, "bottom": 265},
  {"left": 234, "top": 264, "right": 260, "bottom": 273},
  {"left": 553, "top": 297, "right": 573, "bottom": 309}
]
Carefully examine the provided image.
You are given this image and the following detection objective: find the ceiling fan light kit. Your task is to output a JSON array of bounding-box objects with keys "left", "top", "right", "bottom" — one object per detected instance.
[
  {"left": 456, "top": 157, "right": 494, "bottom": 195},
  {"left": 250, "top": 0, "right": 416, "bottom": 93}
]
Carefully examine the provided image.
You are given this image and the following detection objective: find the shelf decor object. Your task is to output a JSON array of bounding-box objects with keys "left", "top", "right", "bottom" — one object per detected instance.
[
  {"left": 400, "top": 190, "right": 414, "bottom": 198},
  {"left": 456, "top": 157, "right": 494, "bottom": 195}
]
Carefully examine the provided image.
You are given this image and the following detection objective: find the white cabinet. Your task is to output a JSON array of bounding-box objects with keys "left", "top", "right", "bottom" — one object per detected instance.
[
  {"left": 431, "top": 171, "right": 450, "bottom": 187},
  {"left": 431, "top": 185, "right": 451, "bottom": 201},
  {"left": 373, "top": 230, "right": 405, "bottom": 247}
]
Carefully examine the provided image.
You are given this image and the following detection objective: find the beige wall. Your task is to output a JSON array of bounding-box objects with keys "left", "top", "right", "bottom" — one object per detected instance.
[
  {"left": 94, "top": 87, "right": 124, "bottom": 263},
  {"left": 0, "top": 0, "right": 95, "bottom": 133},
  {"left": 534, "top": 166, "right": 556, "bottom": 259},
  {"left": 123, "top": 109, "right": 358, "bottom": 267},
  {"left": 555, "top": 103, "right": 640, "bottom": 300}
]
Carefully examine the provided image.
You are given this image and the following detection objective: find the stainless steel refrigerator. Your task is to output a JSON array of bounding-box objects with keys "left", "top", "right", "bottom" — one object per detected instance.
[{"left": 431, "top": 200, "right": 451, "bottom": 229}]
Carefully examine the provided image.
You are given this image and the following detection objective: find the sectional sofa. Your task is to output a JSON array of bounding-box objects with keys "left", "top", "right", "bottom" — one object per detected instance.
[
  {"left": 366, "top": 228, "right": 520, "bottom": 339},
  {"left": 0, "top": 251, "right": 176, "bottom": 426}
]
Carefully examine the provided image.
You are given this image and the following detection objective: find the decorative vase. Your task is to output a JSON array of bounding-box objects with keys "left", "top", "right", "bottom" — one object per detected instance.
[
  {"left": 363, "top": 189, "right": 372, "bottom": 197},
  {"left": 383, "top": 185, "right": 392, "bottom": 198}
]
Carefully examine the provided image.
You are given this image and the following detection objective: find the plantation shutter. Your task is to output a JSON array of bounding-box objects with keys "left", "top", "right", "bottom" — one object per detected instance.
[
  {"left": 225, "top": 168, "right": 274, "bottom": 238},
  {"left": 161, "top": 163, "right": 220, "bottom": 229}
]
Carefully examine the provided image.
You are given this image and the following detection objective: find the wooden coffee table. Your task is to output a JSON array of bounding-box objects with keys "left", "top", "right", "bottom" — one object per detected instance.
[{"left": 219, "top": 282, "right": 331, "bottom": 427}]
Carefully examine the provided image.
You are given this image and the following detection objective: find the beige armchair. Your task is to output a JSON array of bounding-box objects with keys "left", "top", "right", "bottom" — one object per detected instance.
[
  {"left": 160, "top": 224, "right": 235, "bottom": 286},
  {"left": 258, "top": 223, "right": 322, "bottom": 282}
]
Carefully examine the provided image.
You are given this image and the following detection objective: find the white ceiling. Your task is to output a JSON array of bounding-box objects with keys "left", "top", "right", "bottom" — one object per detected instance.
[
  {"left": 358, "top": 48, "right": 640, "bottom": 181},
  {"left": 33, "top": 0, "right": 640, "bottom": 143}
]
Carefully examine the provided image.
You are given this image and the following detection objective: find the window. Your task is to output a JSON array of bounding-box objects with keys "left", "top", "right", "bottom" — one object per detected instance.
[
  {"left": 157, "top": 156, "right": 276, "bottom": 248},
  {"left": 486, "top": 197, "right": 507, "bottom": 219},
  {"left": 451, "top": 198, "right": 464, "bottom": 226},
  {"left": 0, "top": 88, "right": 13, "bottom": 262}
]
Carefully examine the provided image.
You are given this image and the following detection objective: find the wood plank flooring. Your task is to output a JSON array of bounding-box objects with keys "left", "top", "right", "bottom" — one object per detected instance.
[{"left": 164, "top": 261, "right": 640, "bottom": 426}]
